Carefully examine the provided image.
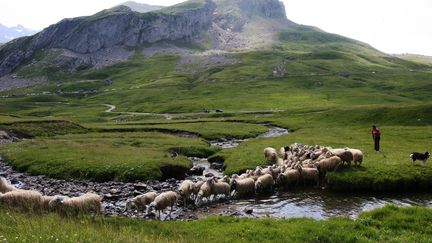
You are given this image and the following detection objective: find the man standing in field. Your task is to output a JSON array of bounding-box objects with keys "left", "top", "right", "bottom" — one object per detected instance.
[{"left": 371, "top": 125, "right": 381, "bottom": 152}]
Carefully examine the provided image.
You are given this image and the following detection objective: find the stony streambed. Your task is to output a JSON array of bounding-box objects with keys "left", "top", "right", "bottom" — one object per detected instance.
[{"left": 1, "top": 126, "right": 431, "bottom": 221}]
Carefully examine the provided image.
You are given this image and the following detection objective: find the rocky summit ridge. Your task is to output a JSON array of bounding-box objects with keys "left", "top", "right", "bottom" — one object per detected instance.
[{"left": 0, "top": 0, "right": 292, "bottom": 77}]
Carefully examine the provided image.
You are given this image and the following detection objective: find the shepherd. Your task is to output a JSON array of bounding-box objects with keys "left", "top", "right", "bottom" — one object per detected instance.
[{"left": 371, "top": 125, "right": 381, "bottom": 152}]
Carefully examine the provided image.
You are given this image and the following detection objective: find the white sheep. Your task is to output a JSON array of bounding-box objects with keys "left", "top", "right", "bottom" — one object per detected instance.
[
  {"left": 208, "top": 178, "right": 230, "bottom": 200},
  {"left": 42, "top": 195, "right": 55, "bottom": 211},
  {"left": 126, "top": 192, "right": 157, "bottom": 211},
  {"left": 192, "top": 180, "right": 204, "bottom": 200},
  {"left": 255, "top": 174, "right": 275, "bottom": 194},
  {"left": 195, "top": 180, "right": 213, "bottom": 206},
  {"left": 330, "top": 148, "right": 353, "bottom": 166},
  {"left": 276, "top": 158, "right": 284, "bottom": 167},
  {"left": 276, "top": 169, "right": 300, "bottom": 188},
  {"left": 279, "top": 147, "right": 286, "bottom": 159},
  {"left": 298, "top": 167, "right": 319, "bottom": 186},
  {"left": 230, "top": 178, "right": 255, "bottom": 198},
  {"left": 316, "top": 156, "right": 342, "bottom": 176},
  {"left": 264, "top": 147, "right": 278, "bottom": 162},
  {"left": 178, "top": 180, "right": 194, "bottom": 207},
  {"left": 146, "top": 191, "right": 178, "bottom": 219},
  {"left": 0, "top": 177, "right": 16, "bottom": 193},
  {"left": 0, "top": 189, "right": 44, "bottom": 211},
  {"left": 49, "top": 193, "right": 102, "bottom": 216},
  {"left": 346, "top": 148, "right": 363, "bottom": 166}
]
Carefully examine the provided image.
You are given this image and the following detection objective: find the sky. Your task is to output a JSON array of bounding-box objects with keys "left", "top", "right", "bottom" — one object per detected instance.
[{"left": 0, "top": 0, "right": 431, "bottom": 55}]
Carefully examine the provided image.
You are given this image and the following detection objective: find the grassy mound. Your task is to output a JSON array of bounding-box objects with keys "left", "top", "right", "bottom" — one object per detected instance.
[
  {"left": 96, "top": 121, "right": 269, "bottom": 140},
  {"left": 0, "top": 205, "right": 431, "bottom": 242},
  {"left": 0, "top": 132, "right": 217, "bottom": 182},
  {"left": 0, "top": 120, "right": 88, "bottom": 137}
]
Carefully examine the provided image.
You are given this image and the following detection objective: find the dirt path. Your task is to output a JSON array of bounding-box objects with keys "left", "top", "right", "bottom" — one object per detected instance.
[{"left": 104, "top": 104, "right": 172, "bottom": 120}]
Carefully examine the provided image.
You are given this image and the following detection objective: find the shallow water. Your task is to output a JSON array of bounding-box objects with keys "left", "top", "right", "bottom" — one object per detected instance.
[
  {"left": 210, "top": 126, "right": 289, "bottom": 149},
  {"left": 188, "top": 189, "right": 432, "bottom": 220}
]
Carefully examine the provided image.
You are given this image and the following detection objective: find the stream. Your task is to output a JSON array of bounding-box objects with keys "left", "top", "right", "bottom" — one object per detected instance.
[{"left": 0, "top": 126, "right": 431, "bottom": 221}]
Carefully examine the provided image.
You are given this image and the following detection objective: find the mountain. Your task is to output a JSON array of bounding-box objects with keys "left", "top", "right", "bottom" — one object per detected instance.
[
  {"left": 0, "top": 0, "right": 298, "bottom": 76},
  {"left": 0, "top": 23, "right": 37, "bottom": 43},
  {"left": 119, "top": 1, "right": 163, "bottom": 13},
  {"left": 0, "top": 0, "right": 430, "bottom": 118}
]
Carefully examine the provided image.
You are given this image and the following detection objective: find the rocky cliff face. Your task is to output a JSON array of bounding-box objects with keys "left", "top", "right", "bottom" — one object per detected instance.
[{"left": 0, "top": 0, "right": 290, "bottom": 77}]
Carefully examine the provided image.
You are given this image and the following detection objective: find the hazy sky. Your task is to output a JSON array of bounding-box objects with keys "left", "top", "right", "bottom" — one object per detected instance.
[{"left": 1, "top": 0, "right": 431, "bottom": 55}]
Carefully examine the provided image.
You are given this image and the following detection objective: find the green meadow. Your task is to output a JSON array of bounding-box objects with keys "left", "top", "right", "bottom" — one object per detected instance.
[{"left": 1, "top": 205, "right": 431, "bottom": 242}]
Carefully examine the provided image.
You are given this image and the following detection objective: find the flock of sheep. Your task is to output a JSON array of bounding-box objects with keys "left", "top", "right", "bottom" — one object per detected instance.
[
  {"left": 0, "top": 143, "right": 363, "bottom": 219},
  {"left": 126, "top": 143, "right": 363, "bottom": 219}
]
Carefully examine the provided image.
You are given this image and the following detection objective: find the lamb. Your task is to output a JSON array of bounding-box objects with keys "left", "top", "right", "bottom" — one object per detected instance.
[
  {"left": 126, "top": 192, "right": 157, "bottom": 211},
  {"left": 276, "top": 169, "right": 300, "bottom": 188},
  {"left": 298, "top": 167, "right": 319, "bottom": 186},
  {"left": 330, "top": 148, "right": 353, "bottom": 166},
  {"left": 0, "top": 189, "right": 44, "bottom": 211},
  {"left": 316, "top": 156, "right": 342, "bottom": 176},
  {"left": 410, "top": 152, "right": 430, "bottom": 166},
  {"left": 147, "top": 191, "right": 178, "bottom": 219},
  {"left": 346, "top": 148, "right": 363, "bottom": 166},
  {"left": 230, "top": 178, "right": 255, "bottom": 198},
  {"left": 264, "top": 147, "right": 278, "bottom": 162},
  {"left": 48, "top": 193, "right": 102, "bottom": 216},
  {"left": 195, "top": 180, "right": 213, "bottom": 206},
  {"left": 0, "top": 177, "right": 16, "bottom": 193},
  {"left": 255, "top": 174, "right": 275, "bottom": 194},
  {"left": 208, "top": 178, "right": 231, "bottom": 199},
  {"left": 178, "top": 180, "right": 195, "bottom": 207}
]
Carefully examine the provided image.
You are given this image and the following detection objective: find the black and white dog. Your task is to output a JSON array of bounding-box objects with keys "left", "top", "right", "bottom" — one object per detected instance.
[{"left": 410, "top": 152, "right": 430, "bottom": 166}]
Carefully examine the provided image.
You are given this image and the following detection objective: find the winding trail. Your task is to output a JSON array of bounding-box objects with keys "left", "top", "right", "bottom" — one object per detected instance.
[{"left": 104, "top": 104, "right": 172, "bottom": 120}]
